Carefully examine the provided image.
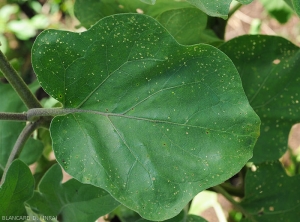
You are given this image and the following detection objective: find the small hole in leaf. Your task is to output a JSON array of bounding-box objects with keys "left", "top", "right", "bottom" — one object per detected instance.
[{"left": 273, "top": 59, "right": 280, "bottom": 64}]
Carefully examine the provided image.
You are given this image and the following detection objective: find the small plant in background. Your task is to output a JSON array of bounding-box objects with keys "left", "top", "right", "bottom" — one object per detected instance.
[{"left": 0, "top": 0, "right": 300, "bottom": 221}]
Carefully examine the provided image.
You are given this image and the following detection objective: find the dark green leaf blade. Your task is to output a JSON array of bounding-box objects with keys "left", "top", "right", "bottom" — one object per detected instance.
[
  {"left": 32, "top": 14, "right": 260, "bottom": 220},
  {"left": 241, "top": 161, "right": 300, "bottom": 221},
  {"left": 74, "top": 0, "right": 127, "bottom": 28},
  {"left": 186, "top": 0, "right": 253, "bottom": 19},
  {"left": 156, "top": 8, "right": 221, "bottom": 45},
  {"left": 74, "top": 0, "right": 192, "bottom": 28},
  {"left": 285, "top": 0, "right": 300, "bottom": 17},
  {"left": 260, "top": 0, "right": 293, "bottom": 24},
  {"left": 27, "top": 164, "right": 120, "bottom": 221},
  {"left": 0, "top": 160, "right": 34, "bottom": 218},
  {"left": 219, "top": 35, "right": 300, "bottom": 163}
]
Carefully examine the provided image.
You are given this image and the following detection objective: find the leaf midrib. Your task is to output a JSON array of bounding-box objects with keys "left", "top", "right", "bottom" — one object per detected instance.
[{"left": 59, "top": 108, "right": 255, "bottom": 137}]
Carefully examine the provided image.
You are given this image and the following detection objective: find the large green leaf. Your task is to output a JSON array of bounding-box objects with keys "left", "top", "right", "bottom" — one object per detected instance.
[
  {"left": 0, "top": 82, "right": 43, "bottom": 174},
  {"left": 74, "top": 0, "right": 192, "bottom": 28},
  {"left": 27, "top": 164, "right": 120, "bottom": 221},
  {"left": 74, "top": 0, "right": 255, "bottom": 29},
  {"left": 241, "top": 161, "right": 300, "bottom": 221},
  {"left": 32, "top": 14, "right": 260, "bottom": 220},
  {"left": 219, "top": 35, "right": 300, "bottom": 163},
  {"left": 0, "top": 160, "right": 34, "bottom": 218},
  {"left": 185, "top": 0, "right": 253, "bottom": 19},
  {"left": 156, "top": 8, "right": 221, "bottom": 45}
]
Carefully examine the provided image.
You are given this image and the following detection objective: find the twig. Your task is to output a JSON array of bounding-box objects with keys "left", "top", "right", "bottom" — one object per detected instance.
[
  {"left": 0, "top": 50, "right": 42, "bottom": 109},
  {"left": 0, "top": 112, "right": 28, "bottom": 121},
  {"left": 0, "top": 120, "right": 41, "bottom": 185},
  {"left": 228, "top": 2, "right": 242, "bottom": 19},
  {"left": 211, "top": 185, "right": 256, "bottom": 222},
  {"left": 220, "top": 182, "right": 244, "bottom": 197}
]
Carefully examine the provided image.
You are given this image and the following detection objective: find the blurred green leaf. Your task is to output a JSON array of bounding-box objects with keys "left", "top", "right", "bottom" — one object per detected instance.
[
  {"left": 285, "top": 0, "right": 300, "bottom": 17},
  {"left": 7, "top": 20, "right": 36, "bottom": 40},
  {"left": 74, "top": 0, "right": 192, "bottom": 28},
  {"left": 219, "top": 35, "right": 300, "bottom": 163},
  {"left": 260, "top": 0, "right": 294, "bottom": 24},
  {"left": 113, "top": 206, "right": 208, "bottom": 222},
  {"left": 249, "top": 19, "right": 261, "bottom": 34},
  {"left": 136, "top": 211, "right": 208, "bottom": 221},
  {"left": 0, "top": 160, "right": 34, "bottom": 218},
  {"left": 27, "top": 164, "right": 120, "bottom": 222},
  {"left": 113, "top": 205, "right": 143, "bottom": 222},
  {"left": 25, "top": 206, "right": 59, "bottom": 222},
  {"left": 7, "top": 0, "right": 28, "bottom": 3},
  {"left": 0, "top": 4, "right": 19, "bottom": 25},
  {"left": 32, "top": 13, "right": 260, "bottom": 220},
  {"left": 241, "top": 161, "right": 300, "bottom": 221},
  {"left": 31, "top": 14, "right": 50, "bottom": 29},
  {"left": 156, "top": 8, "right": 221, "bottom": 45}
]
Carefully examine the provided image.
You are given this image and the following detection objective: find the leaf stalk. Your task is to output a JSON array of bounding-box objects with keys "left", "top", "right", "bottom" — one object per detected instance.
[
  {"left": 0, "top": 112, "right": 28, "bottom": 121},
  {"left": 0, "top": 120, "right": 41, "bottom": 185},
  {"left": 212, "top": 185, "right": 256, "bottom": 222},
  {"left": 0, "top": 50, "right": 42, "bottom": 109}
]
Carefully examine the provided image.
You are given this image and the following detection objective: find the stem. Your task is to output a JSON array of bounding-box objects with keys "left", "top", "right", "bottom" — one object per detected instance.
[
  {"left": 0, "top": 112, "right": 27, "bottom": 121},
  {"left": 220, "top": 182, "right": 244, "bottom": 197},
  {"left": 0, "top": 120, "right": 41, "bottom": 185},
  {"left": 0, "top": 108, "right": 71, "bottom": 122},
  {"left": 0, "top": 50, "right": 42, "bottom": 109},
  {"left": 211, "top": 185, "right": 256, "bottom": 222},
  {"left": 228, "top": 2, "right": 242, "bottom": 19},
  {"left": 27, "top": 108, "right": 74, "bottom": 120}
]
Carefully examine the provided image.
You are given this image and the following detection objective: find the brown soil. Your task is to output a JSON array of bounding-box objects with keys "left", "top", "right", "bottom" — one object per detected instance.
[{"left": 226, "top": 0, "right": 300, "bottom": 46}]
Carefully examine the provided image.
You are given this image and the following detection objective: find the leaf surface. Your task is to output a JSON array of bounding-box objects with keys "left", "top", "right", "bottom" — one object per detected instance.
[
  {"left": 0, "top": 160, "right": 34, "bottom": 218},
  {"left": 285, "top": 0, "right": 300, "bottom": 17},
  {"left": 74, "top": 0, "right": 192, "bottom": 28},
  {"left": 74, "top": 0, "right": 255, "bottom": 27},
  {"left": 219, "top": 35, "right": 300, "bottom": 163},
  {"left": 27, "top": 164, "right": 120, "bottom": 221},
  {"left": 32, "top": 14, "right": 260, "bottom": 220},
  {"left": 241, "top": 161, "right": 300, "bottom": 221},
  {"left": 156, "top": 8, "right": 221, "bottom": 45}
]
